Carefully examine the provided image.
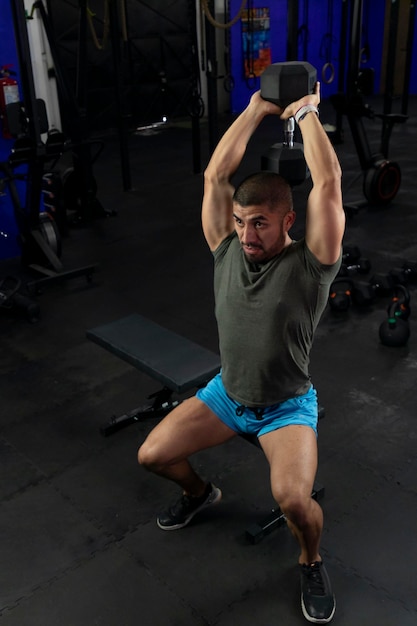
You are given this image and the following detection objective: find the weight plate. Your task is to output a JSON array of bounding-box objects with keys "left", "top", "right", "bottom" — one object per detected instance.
[
  {"left": 39, "top": 212, "right": 62, "bottom": 258},
  {"left": 363, "top": 160, "right": 401, "bottom": 205}
]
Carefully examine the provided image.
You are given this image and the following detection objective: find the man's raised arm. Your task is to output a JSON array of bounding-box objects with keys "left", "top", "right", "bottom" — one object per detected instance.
[
  {"left": 280, "top": 82, "right": 345, "bottom": 265},
  {"left": 202, "top": 91, "right": 281, "bottom": 251}
]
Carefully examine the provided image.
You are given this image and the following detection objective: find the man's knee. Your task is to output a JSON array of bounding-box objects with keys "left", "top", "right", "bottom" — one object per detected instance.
[
  {"left": 273, "top": 487, "right": 314, "bottom": 527},
  {"left": 138, "top": 438, "right": 163, "bottom": 471}
]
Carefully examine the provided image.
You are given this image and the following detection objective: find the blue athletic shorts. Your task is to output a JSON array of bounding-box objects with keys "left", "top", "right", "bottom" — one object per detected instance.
[{"left": 196, "top": 373, "right": 318, "bottom": 437}]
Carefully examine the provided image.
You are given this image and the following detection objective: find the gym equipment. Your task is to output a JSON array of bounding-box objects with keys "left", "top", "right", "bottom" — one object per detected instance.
[
  {"left": 0, "top": 275, "right": 40, "bottom": 322},
  {"left": 329, "top": 0, "right": 413, "bottom": 212},
  {"left": 260, "top": 61, "right": 316, "bottom": 109},
  {"left": 246, "top": 488, "right": 323, "bottom": 543},
  {"left": 385, "top": 284, "right": 411, "bottom": 321},
  {"left": 352, "top": 273, "right": 396, "bottom": 307},
  {"left": 86, "top": 312, "right": 325, "bottom": 542},
  {"left": 1, "top": 148, "right": 96, "bottom": 294},
  {"left": 29, "top": 1, "right": 116, "bottom": 214},
  {"left": 87, "top": 313, "right": 221, "bottom": 436},
  {"left": 379, "top": 285, "right": 411, "bottom": 347},
  {"left": 261, "top": 116, "right": 309, "bottom": 187},
  {"left": 3, "top": 0, "right": 97, "bottom": 291},
  {"left": 389, "top": 261, "right": 417, "bottom": 287},
  {"left": 260, "top": 61, "right": 316, "bottom": 186},
  {"left": 338, "top": 257, "right": 371, "bottom": 277},
  {"left": 42, "top": 171, "right": 68, "bottom": 238},
  {"left": 328, "top": 278, "right": 353, "bottom": 312},
  {"left": 319, "top": 0, "right": 336, "bottom": 85}
]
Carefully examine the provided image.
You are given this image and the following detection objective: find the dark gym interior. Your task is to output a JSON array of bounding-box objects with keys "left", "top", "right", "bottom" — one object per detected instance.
[{"left": 1, "top": 1, "right": 417, "bottom": 625}]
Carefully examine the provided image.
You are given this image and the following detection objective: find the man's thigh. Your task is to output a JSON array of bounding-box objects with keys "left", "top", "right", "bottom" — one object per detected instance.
[
  {"left": 258, "top": 425, "right": 318, "bottom": 498},
  {"left": 141, "top": 396, "right": 237, "bottom": 463}
]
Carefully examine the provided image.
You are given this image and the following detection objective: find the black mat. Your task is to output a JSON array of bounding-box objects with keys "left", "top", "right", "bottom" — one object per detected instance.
[{"left": 1, "top": 96, "right": 417, "bottom": 625}]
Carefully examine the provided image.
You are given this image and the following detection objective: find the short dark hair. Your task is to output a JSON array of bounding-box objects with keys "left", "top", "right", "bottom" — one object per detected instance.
[{"left": 233, "top": 171, "right": 293, "bottom": 214}]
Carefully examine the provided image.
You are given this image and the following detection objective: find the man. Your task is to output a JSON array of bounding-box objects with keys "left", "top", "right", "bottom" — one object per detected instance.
[{"left": 138, "top": 82, "right": 345, "bottom": 624}]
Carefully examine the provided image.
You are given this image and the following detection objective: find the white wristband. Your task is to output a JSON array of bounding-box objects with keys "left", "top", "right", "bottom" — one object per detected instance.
[{"left": 294, "top": 105, "right": 319, "bottom": 125}]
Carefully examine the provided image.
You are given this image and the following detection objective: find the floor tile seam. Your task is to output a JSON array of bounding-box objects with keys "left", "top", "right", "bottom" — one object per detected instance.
[
  {"left": 0, "top": 540, "right": 121, "bottom": 617},
  {"left": 324, "top": 442, "right": 415, "bottom": 486},
  {"left": 347, "top": 454, "right": 416, "bottom": 486},
  {"left": 0, "top": 437, "right": 49, "bottom": 502},
  {"left": 321, "top": 468, "right": 392, "bottom": 528},
  {"left": 0, "top": 474, "right": 48, "bottom": 504},
  {"left": 1, "top": 445, "right": 126, "bottom": 540},
  {"left": 322, "top": 550, "right": 417, "bottom": 614},
  {"left": 116, "top": 531, "right": 270, "bottom": 626},
  {"left": 0, "top": 384, "right": 93, "bottom": 429},
  {"left": 0, "top": 441, "right": 107, "bottom": 504},
  {"left": 112, "top": 534, "right": 214, "bottom": 626},
  {"left": 48, "top": 469, "right": 128, "bottom": 541},
  {"left": 324, "top": 467, "right": 415, "bottom": 531},
  {"left": 206, "top": 580, "right": 268, "bottom": 626}
]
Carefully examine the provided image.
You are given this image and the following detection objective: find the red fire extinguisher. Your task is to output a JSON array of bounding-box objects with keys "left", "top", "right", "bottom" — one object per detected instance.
[{"left": 0, "top": 65, "right": 20, "bottom": 139}]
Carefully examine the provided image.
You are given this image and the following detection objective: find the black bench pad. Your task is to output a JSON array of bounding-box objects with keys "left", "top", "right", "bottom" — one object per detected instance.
[{"left": 86, "top": 313, "right": 221, "bottom": 394}]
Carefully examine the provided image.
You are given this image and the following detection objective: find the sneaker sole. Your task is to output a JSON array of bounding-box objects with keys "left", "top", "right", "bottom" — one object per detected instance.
[{"left": 157, "top": 486, "right": 222, "bottom": 531}]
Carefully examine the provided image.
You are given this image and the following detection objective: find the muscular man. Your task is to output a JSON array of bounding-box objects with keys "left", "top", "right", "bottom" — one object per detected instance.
[{"left": 138, "top": 82, "right": 345, "bottom": 624}]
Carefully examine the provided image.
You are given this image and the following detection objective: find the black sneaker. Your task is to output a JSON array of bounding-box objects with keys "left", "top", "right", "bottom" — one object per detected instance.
[
  {"left": 300, "top": 561, "right": 336, "bottom": 624},
  {"left": 157, "top": 483, "right": 222, "bottom": 530}
]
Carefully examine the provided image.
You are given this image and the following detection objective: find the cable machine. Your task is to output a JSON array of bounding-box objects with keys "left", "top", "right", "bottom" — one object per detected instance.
[
  {"left": 2, "top": 0, "right": 96, "bottom": 292},
  {"left": 31, "top": 0, "right": 116, "bottom": 222},
  {"left": 330, "top": 0, "right": 415, "bottom": 213}
]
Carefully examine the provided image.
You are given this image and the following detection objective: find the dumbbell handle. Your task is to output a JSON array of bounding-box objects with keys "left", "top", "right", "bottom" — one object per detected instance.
[{"left": 283, "top": 117, "right": 295, "bottom": 148}]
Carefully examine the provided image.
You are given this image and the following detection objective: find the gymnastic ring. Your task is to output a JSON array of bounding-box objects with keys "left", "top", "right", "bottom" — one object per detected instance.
[
  {"left": 321, "top": 62, "right": 335, "bottom": 84},
  {"left": 245, "top": 71, "right": 257, "bottom": 90},
  {"left": 223, "top": 74, "right": 235, "bottom": 93}
]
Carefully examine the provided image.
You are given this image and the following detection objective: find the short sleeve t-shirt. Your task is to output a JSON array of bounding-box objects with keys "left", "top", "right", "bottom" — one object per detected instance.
[{"left": 213, "top": 232, "right": 340, "bottom": 406}]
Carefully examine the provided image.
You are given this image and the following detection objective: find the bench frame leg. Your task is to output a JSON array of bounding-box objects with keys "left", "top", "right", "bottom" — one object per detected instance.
[
  {"left": 245, "top": 482, "right": 325, "bottom": 544},
  {"left": 100, "top": 386, "right": 180, "bottom": 436}
]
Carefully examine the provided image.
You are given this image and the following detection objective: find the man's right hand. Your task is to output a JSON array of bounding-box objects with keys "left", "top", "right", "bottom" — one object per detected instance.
[{"left": 279, "top": 82, "right": 321, "bottom": 121}]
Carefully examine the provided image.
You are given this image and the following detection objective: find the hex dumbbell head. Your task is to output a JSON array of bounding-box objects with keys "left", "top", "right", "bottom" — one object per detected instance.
[
  {"left": 261, "top": 61, "right": 317, "bottom": 108},
  {"left": 261, "top": 143, "right": 309, "bottom": 187}
]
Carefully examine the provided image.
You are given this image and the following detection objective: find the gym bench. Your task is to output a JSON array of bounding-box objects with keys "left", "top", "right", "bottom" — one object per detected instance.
[
  {"left": 86, "top": 313, "right": 324, "bottom": 543},
  {"left": 87, "top": 313, "right": 221, "bottom": 436}
]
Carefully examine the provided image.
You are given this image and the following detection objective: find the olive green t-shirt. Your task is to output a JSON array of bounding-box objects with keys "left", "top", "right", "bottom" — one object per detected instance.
[{"left": 213, "top": 232, "right": 341, "bottom": 407}]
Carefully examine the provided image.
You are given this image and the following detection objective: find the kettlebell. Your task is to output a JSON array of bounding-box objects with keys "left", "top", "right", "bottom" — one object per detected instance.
[
  {"left": 387, "top": 284, "right": 410, "bottom": 320},
  {"left": 379, "top": 285, "right": 411, "bottom": 347},
  {"left": 328, "top": 278, "right": 353, "bottom": 312}
]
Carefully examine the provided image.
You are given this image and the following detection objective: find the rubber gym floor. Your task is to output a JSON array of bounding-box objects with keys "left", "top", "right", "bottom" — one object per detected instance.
[{"left": 0, "top": 95, "right": 416, "bottom": 626}]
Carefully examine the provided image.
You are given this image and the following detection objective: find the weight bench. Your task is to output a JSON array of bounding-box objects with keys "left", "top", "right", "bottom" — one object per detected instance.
[
  {"left": 86, "top": 313, "right": 324, "bottom": 543},
  {"left": 86, "top": 313, "right": 221, "bottom": 436}
]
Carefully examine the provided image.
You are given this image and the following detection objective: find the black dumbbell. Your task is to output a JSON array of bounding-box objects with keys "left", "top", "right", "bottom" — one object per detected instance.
[
  {"left": 338, "top": 257, "right": 371, "bottom": 277},
  {"left": 403, "top": 260, "right": 417, "bottom": 282},
  {"left": 389, "top": 260, "right": 417, "bottom": 286},
  {"left": 260, "top": 61, "right": 317, "bottom": 108},
  {"left": 260, "top": 61, "right": 316, "bottom": 187},
  {"left": 352, "top": 273, "right": 396, "bottom": 307},
  {"left": 261, "top": 118, "right": 309, "bottom": 187},
  {"left": 328, "top": 278, "right": 354, "bottom": 312}
]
